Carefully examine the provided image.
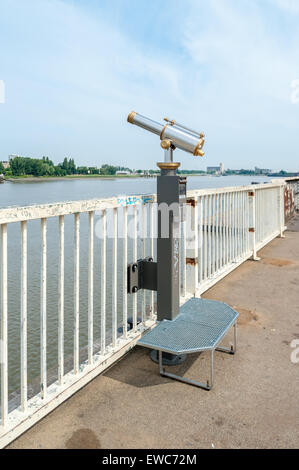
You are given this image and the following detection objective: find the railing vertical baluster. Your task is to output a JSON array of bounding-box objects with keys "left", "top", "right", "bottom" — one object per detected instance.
[
  {"left": 204, "top": 196, "right": 208, "bottom": 280},
  {"left": 101, "top": 210, "right": 107, "bottom": 355},
  {"left": 244, "top": 191, "right": 247, "bottom": 253},
  {"left": 208, "top": 195, "right": 211, "bottom": 278},
  {"left": 21, "top": 221, "right": 28, "bottom": 411},
  {"left": 259, "top": 190, "right": 262, "bottom": 243},
  {"left": 256, "top": 190, "right": 260, "bottom": 243},
  {"left": 213, "top": 195, "right": 215, "bottom": 272},
  {"left": 74, "top": 213, "right": 80, "bottom": 374},
  {"left": 133, "top": 206, "right": 137, "bottom": 332},
  {"left": 226, "top": 193, "right": 229, "bottom": 262},
  {"left": 211, "top": 195, "right": 214, "bottom": 275},
  {"left": 40, "top": 218, "right": 47, "bottom": 397},
  {"left": 239, "top": 192, "right": 242, "bottom": 256},
  {"left": 231, "top": 192, "right": 233, "bottom": 261},
  {"left": 238, "top": 192, "right": 241, "bottom": 258},
  {"left": 230, "top": 192, "right": 233, "bottom": 261},
  {"left": 264, "top": 189, "right": 267, "bottom": 239},
  {"left": 231, "top": 192, "right": 232, "bottom": 263},
  {"left": 247, "top": 190, "right": 250, "bottom": 251},
  {"left": 260, "top": 189, "right": 262, "bottom": 243},
  {"left": 240, "top": 192, "right": 243, "bottom": 255},
  {"left": 215, "top": 193, "right": 219, "bottom": 273},
  {"left": 219, "top": 194, "right": 222, "bottom": 269},
  {"left": 1, "top": 224, "right": 8, "bottom": 426},
  {"left": 214, "top": 193, "right": 219, "bottom": 273},
  {"left": 58, "top": 216, "right": 64, "bottom": 383},
  {"left": 234, "top": 191, "right": 239, "bottom": 261},
  {"left": 88, "top": 212, "right": 94, "bottom": 365},
  {"left": 234, "top": 192, "right": 236, "bottom": 259},
  {"left": 182, "top": 213, "right": 186, "bottom": 297},
  {"left": 233, "top": 192, "right": 237, "bottom": 260},
  {"left": 112, "top": 208, "right": 118, "bottom": 347},
  {"left": 199, "top": 196, "right": 203, "bottom": 284},
  {"left": 149, "top": 203, "right": 154, "bottom": 320},
  {"left": 238, "top": 191, "right": 241, "bottom": 257},
  {"left": 228, "top": 192, "right": 231, "bottom": 264},
  {"left": 123, "top": 207, "right": 128, "bottom": 338},
  {"left": 221, "top": 193, "right": 224, "bottom": 268},
  {"left": 236, "top": 192, "right": 239, "bottom": 257},
  {"left": 279, "top": 185, "right": 285, "bottom": 236},
  {"left": 142, "top": 204, "right": 146, "bottom": 325},
  {"left": 224, "top": 193, "right": 227, "bottom": 264}
]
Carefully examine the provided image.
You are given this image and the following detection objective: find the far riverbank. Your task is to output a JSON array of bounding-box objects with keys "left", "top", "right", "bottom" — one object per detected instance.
[{"left": 4, "top": 173, "right": 209, "bottom": 182}]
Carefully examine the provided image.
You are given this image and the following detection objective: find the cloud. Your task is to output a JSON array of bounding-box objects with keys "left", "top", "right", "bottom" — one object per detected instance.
[
  {"left": 270, "top": 0, "right": 299, "bottom": 13},
  {"left": 0, "top": 0, "right": 193, "bottom": 167},
  {"left": 179, "top": 0, "right": 299, "bottom": 169}
]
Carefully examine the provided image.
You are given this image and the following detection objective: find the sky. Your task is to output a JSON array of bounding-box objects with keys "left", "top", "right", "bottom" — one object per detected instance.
[{"left": 0, "top": 0, "right": 299, "bottom": 171}]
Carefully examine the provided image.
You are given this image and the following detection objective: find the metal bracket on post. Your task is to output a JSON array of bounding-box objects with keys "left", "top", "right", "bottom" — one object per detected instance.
[{"left": 127, "top": 257, "right": 157, "bottom": 294}]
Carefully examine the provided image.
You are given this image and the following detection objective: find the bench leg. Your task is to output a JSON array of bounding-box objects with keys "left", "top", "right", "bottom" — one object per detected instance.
[
  {"left": 216, "top": 321, "right": 237, "bottom": 355},
  {"left": 159, "top": 349, "right": 214, "bottom": 391}
]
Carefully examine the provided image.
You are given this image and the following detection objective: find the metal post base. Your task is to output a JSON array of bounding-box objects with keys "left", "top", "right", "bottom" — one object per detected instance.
[{"left": 150, "top": 350, "right": 187, "bottom": 366}]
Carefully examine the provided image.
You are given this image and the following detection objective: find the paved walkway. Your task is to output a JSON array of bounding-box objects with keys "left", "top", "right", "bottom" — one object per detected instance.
[{"left": 9, "top": 218, "right": 299, "bottom": 449}]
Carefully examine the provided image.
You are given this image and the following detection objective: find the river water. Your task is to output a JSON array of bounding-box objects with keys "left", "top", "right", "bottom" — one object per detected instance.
[{"left": 0, "top": 175, "right": 270, "bottom": 400}]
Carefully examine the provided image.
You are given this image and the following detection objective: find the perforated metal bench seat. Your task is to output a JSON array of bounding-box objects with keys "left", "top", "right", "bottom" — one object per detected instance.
[{"left": 138, "top": 298, "right": 239, "bottom": 390}]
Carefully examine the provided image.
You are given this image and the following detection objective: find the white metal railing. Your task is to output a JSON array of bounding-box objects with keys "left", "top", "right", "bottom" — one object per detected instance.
[{"left": 0, "top": 181, "right": 286, "bottom": 447}]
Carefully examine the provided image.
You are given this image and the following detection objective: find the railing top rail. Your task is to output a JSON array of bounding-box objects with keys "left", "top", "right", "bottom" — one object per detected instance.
[
  {"left": 187, "top": 181, "right": 285, "bottom": 198},
  {"left": 271, "top": 176, "right": 299, "bottom": 183},
  {"left": 0, "top": 194, "right": 157, "bottom": 224},
  {"left": 0, "top": 181, "right": 285, "bottom": 224}
]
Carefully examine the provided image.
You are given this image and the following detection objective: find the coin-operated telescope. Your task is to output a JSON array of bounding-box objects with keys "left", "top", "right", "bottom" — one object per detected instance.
[
  {"left": 127, "top": 111, "right": 205, "bottom": 357},
  {"left": 127, "top": 112, "right": 205, "bottom": 161}
]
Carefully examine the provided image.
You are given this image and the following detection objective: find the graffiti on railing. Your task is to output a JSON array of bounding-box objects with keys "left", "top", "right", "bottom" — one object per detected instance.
[{"left": 117, "top": 195, "right": 154, "bottom": 206}]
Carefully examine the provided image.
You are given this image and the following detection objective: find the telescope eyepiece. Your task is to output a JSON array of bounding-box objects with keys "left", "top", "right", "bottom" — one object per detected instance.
[{"left": 127, "top": 111, "right": 137, "bottom": 124}]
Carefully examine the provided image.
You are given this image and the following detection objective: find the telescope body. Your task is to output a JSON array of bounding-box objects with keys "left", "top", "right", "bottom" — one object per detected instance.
[
  {"left": 164, "top": 117, "right": 202, "bottom": 139},
  {"left": 127, "top": 112, "right": 204, "bottom": 157}
]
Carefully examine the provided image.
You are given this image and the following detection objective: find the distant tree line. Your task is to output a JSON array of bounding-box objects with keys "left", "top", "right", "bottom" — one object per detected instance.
[
  {"left": 1, "top": 156, "right": 135, "bottom": 177},
  {"left": 178, "top": 169, "right": 206, "bottom": 175},
  {"left": 225, "top": 169, "right": 256, "bottom": 175}
]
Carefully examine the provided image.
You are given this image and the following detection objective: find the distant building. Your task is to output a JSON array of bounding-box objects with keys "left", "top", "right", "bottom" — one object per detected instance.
[
  {"left": 207, "top": 163, "right": 224, "bottom": 175},
  {"left": 116, "top": 170, "right": 131, "bottom": 176},
  {"left": 255, "top": 167, "right": 273, "bottom": 175},
  {"left": 1, "top": 161, "right": 10, "bottom": 169}
]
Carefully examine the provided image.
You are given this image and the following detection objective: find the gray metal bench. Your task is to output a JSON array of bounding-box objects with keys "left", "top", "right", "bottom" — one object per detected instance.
[{"left": 138, "top": 298, "right": 238, "bottom": 390}]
